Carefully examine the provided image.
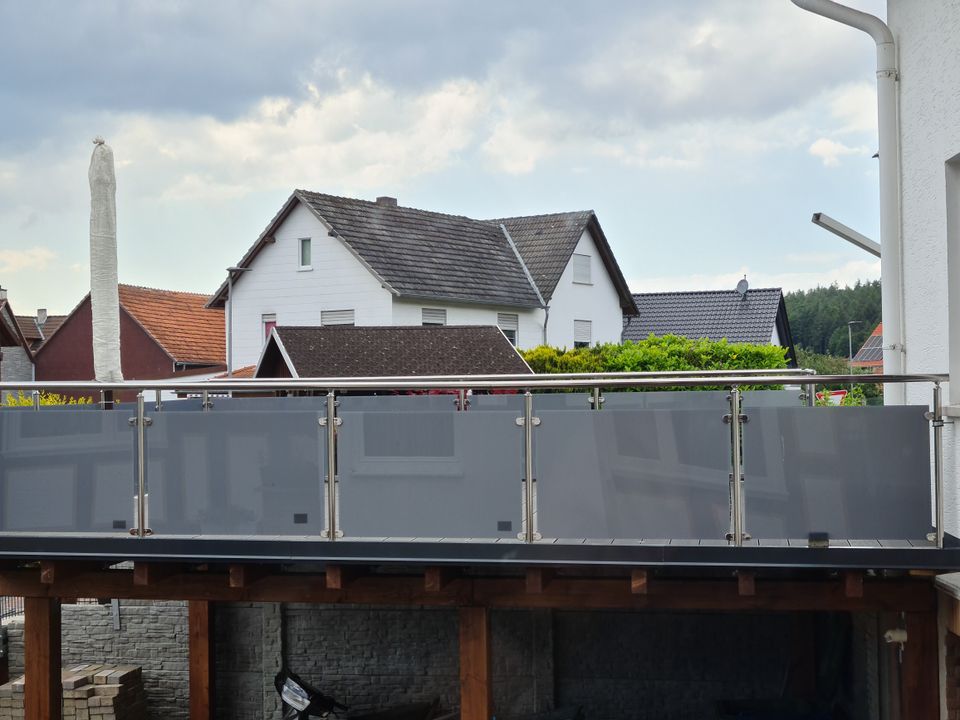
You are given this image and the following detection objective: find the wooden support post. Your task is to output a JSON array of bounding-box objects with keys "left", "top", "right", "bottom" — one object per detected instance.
[
  {"left": 844, "top": 571, "right": 864, "bottom": 599},
  {"left": 947, "top": 595, "right": 960, "bottom": 637},
  {"left": 325, "top": 565, "right": 364, "bottom": 590},
  {"left": 459, "top": 607, "right": 491, "bottom": 720},
  {"left": 525, "top": 568, "right": 554, "bottom": 594},
  {"left": 630, "top": 569, "right": 648, "bottom": 595},
  {"left": 24, "top": 597, "right": 60, "bottom": 720},
  {"left": 901, "top": 612, "right": 939, "bottom": 720},
  {"left": 737, "top": 571, "right": 755, "bottom": 597},
  {"left": 229, "top": 564, "right": 270, "bottom": 589},
  {"left": 189, "top": 600, "right": 215, "bottom": 720}
]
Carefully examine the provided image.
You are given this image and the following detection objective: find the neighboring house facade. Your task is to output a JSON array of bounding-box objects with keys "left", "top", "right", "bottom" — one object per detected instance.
[
  {"left": 622, "top": 287, "right": 797, "bottom": 366},
  {"left": 209, "top": 191, "right": 637, "bottom": 369},
  {"left": 256, "top": 325, "right": 531, "bottom": 379},
  {"left": 851, "top": 322, "right": 883, "bottom": 374},
  {"left": 0, "top": 288, "right": 36, "bottom": 393},
  {"left": 35, "top": 284, "right": 225, "bottom": 383}
]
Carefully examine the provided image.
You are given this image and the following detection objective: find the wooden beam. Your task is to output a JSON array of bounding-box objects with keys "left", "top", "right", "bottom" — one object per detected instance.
[
  {"left": 459, "top": 607, "right": 491, "bottom": 720},
  {"left": 844, "top": 571, "right": 864, "bottom": 599},
  {"left": 0, "top": 568, "right": 936, "bottom": 613},
  {"left": 133, "top": 562, "right": 184, "bottom": 586},
  {"left": 424, "top": 567, "right": 457, "bottom": 593},
  {"left": 901, "top": 612, "right": 939, "bottom": 720},
  {"left": 39, "top": 561, "right": 99, "bottom": 585},
  {"left": 630, "top": 569, "right": 648, "bottom": 595},
  {"left": 24, "top": 597, "right": 60, "bottom": 720},
  {"left": 525, "top": 568, "right": 554, "bottom": 594},
  {"left": 325, "top": 564, "right": 365, "bottom": 591},
  {"left": 189, "top": 600, "right": 215, "bottom": 720},
  {"left": 229, "top": 564, "right": 271, "bottom": 589},
  {"left": 946, "top": 595, "right": 960, "bottom": 637},
  {"left": 737, "top": 571, "right": 755, "bottom": 597}
]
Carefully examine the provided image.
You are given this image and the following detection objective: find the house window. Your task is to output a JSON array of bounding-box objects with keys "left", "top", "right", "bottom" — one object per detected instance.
[
  {"left": 422, "top": 308, "right": 447, "bottom": 326},
  {"left": 321, "top": 309, "right": 355, "bottom": 326},
  {"left": 573, "top": 319, "right": 592, "bottom": 348},
  {"left": 299, "top": 237, "right": 312, "bottom": 270},
  {"left": 498, "top": 313, "right": 519, "bottom": 346},
  {"left": 572, "top": 253, "right": 592, "bottom": 284},
  {"left": 262, "top": 314, "right": 276, "bottom": 344}
]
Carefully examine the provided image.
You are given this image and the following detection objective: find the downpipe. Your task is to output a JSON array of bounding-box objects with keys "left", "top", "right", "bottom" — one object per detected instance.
[{"left": 791, "top": 0, "right": 905, "bottom": 404}]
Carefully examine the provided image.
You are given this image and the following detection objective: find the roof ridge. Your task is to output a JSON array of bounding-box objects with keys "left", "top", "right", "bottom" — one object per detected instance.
[
  {"left": 296, "top": 189, "right": 494, "bottom": 226},
  {"left": 632, "top": 288, "right": 783, "bottom": 297},
  {"left": 484, "top": 210, "right": 594, "bottom": 223},
  {"left": 119, "top": 283, "right": 215, "bottom": 299}
]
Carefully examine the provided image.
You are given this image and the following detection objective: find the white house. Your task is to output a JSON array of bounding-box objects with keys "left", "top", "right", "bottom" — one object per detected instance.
[{"left": 208, "top": 191, "right": 637, "bottom": 370}]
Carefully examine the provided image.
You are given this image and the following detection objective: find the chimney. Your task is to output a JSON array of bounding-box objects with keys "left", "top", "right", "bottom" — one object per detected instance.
[
  {"left": 376, "top": 196, "right": 397, "bottom": 207},
  {"left": 0, "top": 286, "right": 6, "bottom": 301},
  {"left": 36, "top": 308, "right": 47, "bottom": 325}
]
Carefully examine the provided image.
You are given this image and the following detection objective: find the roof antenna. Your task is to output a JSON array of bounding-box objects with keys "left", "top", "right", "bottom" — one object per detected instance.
[{"left": 736, "top": 275, "right": 749, "bottom": 300}]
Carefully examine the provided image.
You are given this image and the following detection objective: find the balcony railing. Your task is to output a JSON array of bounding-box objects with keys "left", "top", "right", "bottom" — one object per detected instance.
[{"left": 0, "top": 369, "right": 947, "bottom": 561}]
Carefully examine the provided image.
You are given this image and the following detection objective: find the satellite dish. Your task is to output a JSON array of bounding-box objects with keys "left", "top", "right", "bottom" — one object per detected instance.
[{"left": 736, "top": 277, "right": 749, "bottom": 298}]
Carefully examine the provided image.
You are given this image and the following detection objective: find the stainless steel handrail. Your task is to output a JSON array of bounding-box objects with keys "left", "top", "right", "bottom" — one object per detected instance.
[{"left": 0, "top": 372, "right": 945, "bottom": 393}]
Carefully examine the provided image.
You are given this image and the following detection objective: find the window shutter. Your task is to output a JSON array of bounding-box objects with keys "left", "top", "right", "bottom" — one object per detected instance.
[
  {"left": 422, "top": 308, "right": 447, "bottom": 326},
  {"left": 572, "top": 253, "right": 591, "bottom": 284},
  {"left": 574, "top": 319, "right": 592, "bottom": 344},
  {"left": 321, "top": 309, "right": 355, "bottom": 326}
]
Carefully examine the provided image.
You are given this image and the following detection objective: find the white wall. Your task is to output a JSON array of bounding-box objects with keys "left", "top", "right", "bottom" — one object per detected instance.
[
  {"left": 546, "top": 230, "right": 624, "bottom": 348},
  {"left": 887, "top": 0, "right": 960, "bottom": 533},
  {"left": 227, "top": 202, "right": 393, "bottom": 368},
  {"left": 391, "top": 299, "right": 544, "bottom": 349}
]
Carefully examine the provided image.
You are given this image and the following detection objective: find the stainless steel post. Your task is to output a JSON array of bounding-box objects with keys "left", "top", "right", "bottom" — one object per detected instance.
[
  {"left": 31, "top": 390, "right": 40, "bottom": 411},
  {"left": 135, "top": 392, "right": 147, "bottom": 539},
  {"left": 155, "top": 389, "right": 162, "bottom": 412},
  {"left": 933, "top": 383, "right": 944, "bottom": 549},
  {"left": 325, "top": 390, "right": 338, "bottom": 540},
  {"left": 202, "top": 389, "right": 210, "bottom": 411},
  {"left": 457, "top": 388, "right": 467, "bottom": 411},
  {"left": 591, "top": 386, "right": 603, "bottom": 410},
  {"left": 519, "top": 390, "right": 540, "bottom": 542},
  {"left": 805, "top": 383, "right": 816, "bottom": 407},
  {"left": 728, "top": 387, "right": 744, "bottom": 547}
]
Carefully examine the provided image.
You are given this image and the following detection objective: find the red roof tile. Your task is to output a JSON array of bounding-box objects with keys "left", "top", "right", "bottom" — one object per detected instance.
[
  {"left": 212, "top": 365, "right": 256, "bottom": 379},
  {"left": 118, "top": 285, "right": 224, "bottom": 365}
]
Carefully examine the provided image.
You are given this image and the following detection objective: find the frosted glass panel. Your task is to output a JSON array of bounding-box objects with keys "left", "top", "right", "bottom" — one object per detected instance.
[
  {"left": 337, "top": 397, "right": 522, "bottom": 538},
  {"left": 0, "top": 411, "right": 134, "bottom": 533},
  {"left": 742, "top": 406, "right": 931, "bottom": 540},
  {"left": 534, "top": 396, "right": 732, "bottom": 541},
  {"left": 146, "top": 411, "right": 324, "bottom": 535},
  {"left": 742, "top": 390, "right": 806, "bottom": 408},
  {"left": 602, "top": 390, "right": 731, "bottom": 410}
]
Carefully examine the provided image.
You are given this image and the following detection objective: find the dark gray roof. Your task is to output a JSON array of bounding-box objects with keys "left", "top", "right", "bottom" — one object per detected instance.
[
  {"left": 486, "top": 211, "right": 592, "bottom": 301},
  {"left": 259, "top": 325, "right": 532, "bottom": 378},
  {"left": 622, "top": 288, "right": 785, "bottom": 344},
  {"left": 297, "top": 191, "right": 542, "bottom": 308}
]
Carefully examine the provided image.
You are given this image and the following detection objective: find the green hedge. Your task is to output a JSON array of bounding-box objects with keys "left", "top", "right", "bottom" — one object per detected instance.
[{"left": 522, "top": 335, "right": 789, "bottom": 375}]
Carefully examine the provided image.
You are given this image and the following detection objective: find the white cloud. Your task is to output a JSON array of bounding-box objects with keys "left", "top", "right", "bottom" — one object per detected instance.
[
  {"left": 809, "top": 137, "right": 871, "bottom": 166},
  {"left": 630, "top": 258, "right": 880, "bottom": 295},
  {"left": 0, "top": 247, "right": 55, "bottom": 273}
]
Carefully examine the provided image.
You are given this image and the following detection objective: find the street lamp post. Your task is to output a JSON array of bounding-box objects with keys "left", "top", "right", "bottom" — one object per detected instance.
[
  {"left": 847, "top": 320, "right": 862, "bottom": 386},
  {"left": 226, "top": 266, "right": 252, "bottom": 377}
]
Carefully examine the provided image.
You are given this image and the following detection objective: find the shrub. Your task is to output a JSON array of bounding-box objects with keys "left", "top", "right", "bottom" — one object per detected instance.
[{"left": 3, "top": 390, "right": 92, "bottom": 407}]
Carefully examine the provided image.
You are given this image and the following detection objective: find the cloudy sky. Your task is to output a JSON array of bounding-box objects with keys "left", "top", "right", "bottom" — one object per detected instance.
[{"left": 0, "top": 0, "right": 885, "bottom": 315}]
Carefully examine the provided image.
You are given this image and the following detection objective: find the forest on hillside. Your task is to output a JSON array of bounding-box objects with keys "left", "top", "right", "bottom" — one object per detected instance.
[{"left": 784, "top": 280, "right": 881, "bottom": 356}]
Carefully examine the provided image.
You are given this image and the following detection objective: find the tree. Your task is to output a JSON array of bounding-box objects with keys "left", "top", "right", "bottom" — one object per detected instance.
[{"left": 784, "top": 280, "right": 881, "bottom": 356}]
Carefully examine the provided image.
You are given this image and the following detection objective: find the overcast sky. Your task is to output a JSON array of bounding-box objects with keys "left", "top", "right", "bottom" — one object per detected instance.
[{"left": 0, "top": 0, "right": 886, "bottom": 315}]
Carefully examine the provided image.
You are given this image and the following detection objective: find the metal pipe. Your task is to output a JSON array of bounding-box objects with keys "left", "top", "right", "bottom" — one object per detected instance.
[
  {"left": 791, "top": 0, "right": 904, "bottom": 403},
  {"left": 522, "top": 391, "right": 537, "bottom": 543},
  {"left": 457, "top": 388, "right": 467, "bottom": 411},
  {"left": 325, "top": 390, "right": 338, "bottom": 541},
  {"left": 0, "top": 373, "right": 941, "bottom": 394},
  {"left": 933, "top": 383, "right": 944, "bottom": 548},
  {"left": 135, "top": 392, "right": 147, "bottom": 539},
  {"left": 591, "top": 386, "right": 603, "bottom": 410},
  {"left": 31, "top": 390, "right": 39, "bottom": 411},
  {"left": 728, "top": 387, "right": 744, "bottom": 547}
]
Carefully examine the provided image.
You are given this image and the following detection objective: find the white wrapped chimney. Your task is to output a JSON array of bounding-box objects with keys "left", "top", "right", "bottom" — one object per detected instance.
[{"left": 88, "top": 137, "right": 123, "bottom": 382}]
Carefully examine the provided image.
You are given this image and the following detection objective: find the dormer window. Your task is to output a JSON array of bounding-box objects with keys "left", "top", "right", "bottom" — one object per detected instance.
[
  {"left": 572, "top": 253, "right": 591, "bottom": 284},
  {"left": 299, "top": 237, "right": 312, "bottom": 270}
]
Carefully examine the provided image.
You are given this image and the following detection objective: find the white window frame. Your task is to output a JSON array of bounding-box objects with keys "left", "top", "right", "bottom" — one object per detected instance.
[
  {"left": 422, "top": 308, "right": 447, "bottom": 326},
  {"left": 498, "top": 312, "right": 519, "bottom": 346},
  {"left": 320, "top": 309, "right": 355, "bottom": 326},
  {"left": 298, "top": 237, "right": 312, "bottom": 271},
  {"left": 572, "top": 253, "right": 592, "bottom": 285},
  {"left": 573, "top": 319, "right": 592, "bottom": 348}
]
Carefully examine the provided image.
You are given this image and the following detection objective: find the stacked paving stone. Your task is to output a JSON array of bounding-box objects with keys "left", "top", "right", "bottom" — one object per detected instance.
[{"left": 0, "top": 663, "right": 146, "bottom": 720}]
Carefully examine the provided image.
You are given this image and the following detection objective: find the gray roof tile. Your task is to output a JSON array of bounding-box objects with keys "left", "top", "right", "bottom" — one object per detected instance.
[{"left": 622, "top": 288, "right": 784, "bottom": 344}]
